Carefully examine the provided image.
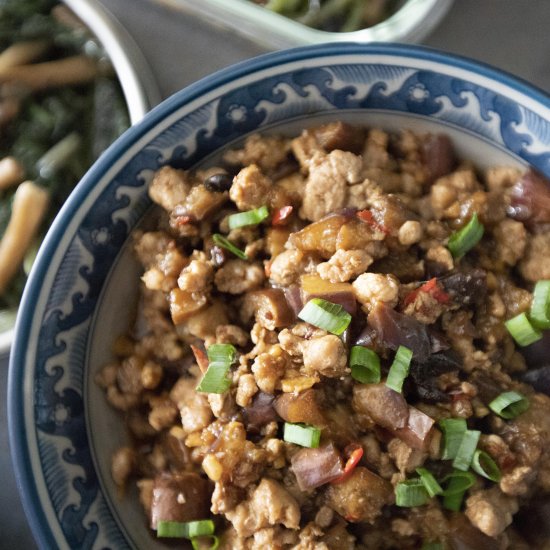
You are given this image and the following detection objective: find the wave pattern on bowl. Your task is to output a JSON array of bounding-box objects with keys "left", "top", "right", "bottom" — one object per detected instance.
[{"left": 10, "top": 44, "right": 550, "bottom": 549}]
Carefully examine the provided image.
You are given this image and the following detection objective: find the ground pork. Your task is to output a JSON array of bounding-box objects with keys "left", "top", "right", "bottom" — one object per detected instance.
[
  {"left": 225, "top": 478, "right": 301, "bottom": 538},
  {"left": 230, "top": 164, "right": 273, "bottom": 211},
  {"left": 316, "top": 249, "right": 373, "bottom": 283},
  {"left": 352, "top": 272, "right": 399, "bottom": 312},
  {"left": 465, "top": 487, "right": 519, "bottom": 538},
  {"left": 148, "top": 166, "right": 192, "bottom": 212},
  {"left": 301, "top": 150, "right": 363, "bottom": 221},
  {"left": 215, "top": 259, "right": 265, "bottom": 294}
]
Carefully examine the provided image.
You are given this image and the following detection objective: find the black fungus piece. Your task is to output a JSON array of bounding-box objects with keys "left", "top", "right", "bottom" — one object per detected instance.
[
  {"left": 203, "top": 172, "right": 232, "bottom": 193},
  {"left": 521, "top": 365, "right": 550, "bottom": 396},
  {"left": 440, "top": 268, "right": 487, "bottom": 307}
]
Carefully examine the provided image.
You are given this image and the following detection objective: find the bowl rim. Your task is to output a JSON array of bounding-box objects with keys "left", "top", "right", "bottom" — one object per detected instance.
[
  {"left": 9, "top": 41, "right": 550, "bottom": 549},
  {"left": 0, "top": 0, "right": 161, "bottom": 355}
]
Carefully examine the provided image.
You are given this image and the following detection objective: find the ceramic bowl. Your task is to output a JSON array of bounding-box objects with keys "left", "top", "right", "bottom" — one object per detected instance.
[{"left": 9, "top": 43, "right": 550, "bottom": 549}]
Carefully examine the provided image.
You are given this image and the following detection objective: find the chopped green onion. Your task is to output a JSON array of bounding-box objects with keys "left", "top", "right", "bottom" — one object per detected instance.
[
  {"left": 442, "top": 470, "right": 476, "bottom": 511},
  {"left": 439, "top": 418, "right": 467, "bottom": 460},
  {"left": 489, "top": 391, "right": 530, "bottom": 419},
  {"left": 228, "top": 205, "right": 269, "bottom": 230},
  {"left": 157, "top": 519, "right": 215, "bottom": 538},
  {"left": 504, "top": 312, "right": 542, "bottom": 347},
  {"left": 385, "top": 345, "right": 412, "bottom": 393},
  {"left": 283, "top": 422, "right": 321, "bottom": 448},
  {"left": 298, "top": 298, "right": 352, "bottom": 336},
  {"left": 471, "top": 449, "right": 502, "bottom": 482},
  {"left": 207, "top": 343, "right": 236, "bottom": 363},
  {"left": 421, "top": 542, "right": 445, "bottom": 550},
  {"left": 191, "top": 536, "right": 220, "bottom": 550},
  {"left": 447, "top": 212, "right": 484, "bottom": 258},
  {"left": 395, "top": 478, "right": 430, "bottom": 507},
  {"left": 212, "top": 233, "right": 248, "bottom": 260},
  {"left": 452, "top": 429, "right": 481, "bottom": 472},
  {"left": 349, "top": 346, "right": 381, "bottom": 384},
  {"left": 530, "top": 280, "right": 550, "bottom": 329},
  {"left": 416, "top": 467, "right": 443, "bottom": 498},
  {"left": 196, "top": 344, "right": 237, "bottom": 394}
]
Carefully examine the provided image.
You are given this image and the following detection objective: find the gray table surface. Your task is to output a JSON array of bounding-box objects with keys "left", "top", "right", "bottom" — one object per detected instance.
[{"left": 2, "top": 1, "right": 550, "bottom": 548}]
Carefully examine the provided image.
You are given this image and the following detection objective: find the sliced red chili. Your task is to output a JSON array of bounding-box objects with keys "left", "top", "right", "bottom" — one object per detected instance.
[
  {"left": 356, "top": 209, "right": 389, "bottom": 235},
  {"left": 331, "top": 445, "right": 364, "bottom": 485},
  {"left": 175, "top": 214, "right": 193, "bottom": 226},
  {"left": 190, "top": 344, "right": 209, "bottom": 373},
  {"left": 403, "top": 277, "right": 450, "bottom": 307},
  {"left": 272, "top": 205, "right": 293, "bottom": 226}
]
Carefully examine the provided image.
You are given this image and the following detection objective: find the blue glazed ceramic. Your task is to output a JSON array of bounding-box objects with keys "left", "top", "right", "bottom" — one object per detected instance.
[{"left": 8, "top": 43, "right": 550, "bottom": 549}]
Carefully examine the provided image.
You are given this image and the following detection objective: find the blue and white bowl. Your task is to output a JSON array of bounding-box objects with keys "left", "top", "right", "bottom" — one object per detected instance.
[{"left": 9, "top": 43, "right": 550, "bottom": 549}]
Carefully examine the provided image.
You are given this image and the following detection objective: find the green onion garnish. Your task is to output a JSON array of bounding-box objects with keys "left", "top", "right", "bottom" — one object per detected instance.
[
  {"left": 452, "top": 429, "right": 481, "bottom": 472},
  {"left": 504, "top": 312, "right": 542, "bottom": 347},
  {"left": 283, "top": 422, "right": 321, "bottom": 448},
  {"left": 212, "top": 233, "right": 248, "bottom": 260},
  {"left": 489, "top": 391, "right": 530, "bottom": 419},
  {"left": 395, "top": 478, "right": 430, "bottom": 507},
  {"left": 442, "top": 470, "right": 476, "bottom": 511},
  {"left": 196, "top": 344, "right": 236, "bottom": 394},
  {"left": 471, "top": 449, "right": 501, "bottom": 482},
  {"left": 157, "top": 519, "right": 215, "bottom": 538},
  {"left": 530, "top": 280, "right": 550, "bottom": 329},
  {"left": 416, "top": 467, "right": 443, "bottom": 498},
  {"left": 228, "top": 205, "right": 269, "bottom": 230},
  {"left": 439, "top": 418, "right": 467, "bottom": 460},
  {"left": 206, "top": 343, "right": 236, "bottom": 364},
  {"left": 349, "top": 346, "right": 381, "bottom": 384},
  {"left": 447, "top": 212, "right": 484, "bottom": 258},
  {"left": 298, "top": 298, "right": 352, "bottom": 336},
  {"left": 385, "top": 345, "right": 412, "bottom": 393},
  {"left": 191, "top": 536, "right": 220, "bottom": 550}
]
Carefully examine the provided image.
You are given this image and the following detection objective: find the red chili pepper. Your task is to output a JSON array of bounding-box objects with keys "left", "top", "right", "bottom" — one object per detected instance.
[
  {"left": 175, "top": 215, "right": 192, "bottom": 226},
  {"left": 356, "top": 209, "right": 389, "bottom": 235},
  {"left": 190, "top": 345, "right": 209, "bottom": 373},
  {"left": 403, "top": 277, "right": 450, "bottom": 307},
  {"left": 331, "top": 445, "right": 364, "bottom": 485},
  {"left": 272, "top": 205, "right": 293, "bottom": 226}
]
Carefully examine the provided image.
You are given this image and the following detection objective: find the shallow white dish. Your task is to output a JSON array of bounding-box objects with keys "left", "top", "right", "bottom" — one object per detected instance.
[{"left": 9, "top": 43, "right": 550, "bottom": 549}]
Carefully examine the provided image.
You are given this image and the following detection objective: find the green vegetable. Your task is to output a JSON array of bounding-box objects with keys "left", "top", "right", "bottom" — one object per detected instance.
[
  {"left": 298, "top": 298, "right": 352, "bottom": 336},
  {"left": 196, "top": 344, "right": 237, "bottom": 394},
  {"left": 228, "top": 205, "right": 269, "bottom": 230},
  {"left": 212, "top": 234, "right": 248, "bottom": 260},
  {"left": 385, "top": 345, "right": 412, "bottom": 393},
  {"left": 349, "top": 346, "right": 381, "bottom": 384},
  {"left": 489, "top": 391, "right": 530, "bottom": 419},
  {"left": 447, "top": 212, "right": 484, "bottom": 258},
  {"left": 156, "top": 519, "right": 215, "bottom": 538},
  {"left": 395, "top": 478, "right": 430, "bottom": 507},
  {"left": 452, "top": 429, "right": 481, "bottom": 472},
  {"left": 471, "top": 449, "right": 501, "bottom": 482},
  {"left": 283, "top": 422, "right": 321, "bottom": 448},
  {"left": 416, "top": 467, "right": 443, "bottom": 498},
  {"left": 439, "top": 418, "right": 467, "bottom": 460}
]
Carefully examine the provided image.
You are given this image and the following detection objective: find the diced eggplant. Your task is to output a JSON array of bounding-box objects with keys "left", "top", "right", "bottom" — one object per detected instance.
[
  {"left": 388, "top": 406, "right": 435, "bottom": 451},
  {"left": 150, "top": 472, "right": 212, "bottom": 529},
  {"left": 291, "top": 443, "right": 344, "bottom": 491},
  {"left": 274, "top": 388, "right": 326, "bottom": 426},
  {"left": 325, "top": 466, "right": 394, "bottom": 523},
  {"left": 508, "top": 168, "right": 550, "bottom": 224},
  {"left": 352, "top": 383, "right": 409, "bottom": 430},
  {"left": 300, "top": 274, "right": 356, "bottom": 315},
  {"left": 242, "top": 288, "right": 295, "bottom": 330},
  {"left": 421, "top": 133, "right": 457, "bottom": 182},
  {"left": 311, "top": 121, "right": 365, "bottom": 154},
  {"left": 290, "top": 214, "right": 347, "bottom": 259},
  {"left": 242, "top": 392, "right": 280, "bottom": 431},
  {"left": 367, "top": 302, "right": 431, "bottom": 362}
]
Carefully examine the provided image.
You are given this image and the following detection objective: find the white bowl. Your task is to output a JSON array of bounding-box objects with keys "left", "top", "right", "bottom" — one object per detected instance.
[
  {"left": 9, "top": 43, "right": 550, "bottom": 548},
  {"left": 0, "top": 0, "right": 160, "bottom": 354}
]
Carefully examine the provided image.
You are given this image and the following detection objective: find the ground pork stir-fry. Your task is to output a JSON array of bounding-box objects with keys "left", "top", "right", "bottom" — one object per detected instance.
[{"left": 98, "top": 122, "right": 550, "bottom": 549}]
